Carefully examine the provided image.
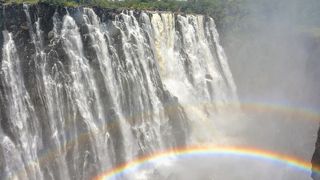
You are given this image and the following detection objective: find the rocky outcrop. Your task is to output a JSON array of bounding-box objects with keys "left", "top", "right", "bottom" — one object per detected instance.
[{"left": 312, "top": 127, "right": 320, "bottom": 179}]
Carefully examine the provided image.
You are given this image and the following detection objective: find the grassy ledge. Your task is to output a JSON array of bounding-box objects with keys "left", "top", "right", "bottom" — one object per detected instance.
[{"left": 1, "top": 0, "right": 245, "bottom": 28}]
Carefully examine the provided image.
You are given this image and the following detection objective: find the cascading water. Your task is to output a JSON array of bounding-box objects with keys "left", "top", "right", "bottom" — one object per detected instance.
[{"left": 0, "top": 4, "right": 239, "bottom": 180}]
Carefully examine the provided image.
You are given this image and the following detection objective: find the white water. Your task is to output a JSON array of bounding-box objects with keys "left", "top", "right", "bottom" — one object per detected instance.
[{"left": 0, "top": 6, "right": 239, "bottom": 180}]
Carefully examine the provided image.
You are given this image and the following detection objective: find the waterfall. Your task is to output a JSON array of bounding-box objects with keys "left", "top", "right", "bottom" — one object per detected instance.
[{"left": 0, "top": 4, "right": 239, "bottom": 180}]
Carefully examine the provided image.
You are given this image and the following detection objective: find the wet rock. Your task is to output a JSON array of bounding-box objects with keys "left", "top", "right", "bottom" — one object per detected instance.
[
  {"left": 20, "top": 25, "right": 28, "bottom": 30},
  {"left": 48, "top": 30, "right": 54, "bottom": 39},
  {"left": 205, "top": 74, "right": 213, "bottom": 80},
  {"left": 312, "top": 127, "right": 320, "bottom": 180}
]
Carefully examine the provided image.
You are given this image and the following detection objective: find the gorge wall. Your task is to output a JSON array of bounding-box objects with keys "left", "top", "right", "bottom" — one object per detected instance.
[{"left": 0, "top": 3, "right": 238, "bottom": 180}]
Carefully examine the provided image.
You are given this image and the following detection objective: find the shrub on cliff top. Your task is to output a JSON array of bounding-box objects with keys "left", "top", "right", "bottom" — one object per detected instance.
[{"left": 1, "top": 0, "right": 245, "bottom": 28}]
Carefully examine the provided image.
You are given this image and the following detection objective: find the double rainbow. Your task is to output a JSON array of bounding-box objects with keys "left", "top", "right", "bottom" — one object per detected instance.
[
  {"left": 93, "top": 145, "right": 320, "bottom": 180},
  {"left": 8, "top": 100, "right": 319, "bottom": 179}
]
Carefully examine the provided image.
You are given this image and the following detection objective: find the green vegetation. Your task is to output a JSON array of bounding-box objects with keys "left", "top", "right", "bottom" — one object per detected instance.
[
  {"left": 4, "top": 0, "right": 40, "bottom": 4},
  {"left": 3, "top": 0, "right": 320, "bottom": 32},
  {"left": 2, "top": 0, "right": 245, "bottom": 27}
]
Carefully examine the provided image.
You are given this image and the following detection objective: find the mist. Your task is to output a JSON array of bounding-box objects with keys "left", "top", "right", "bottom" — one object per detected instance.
[
  {"left": 1, "top": 1, "right": 319, "bottom": 180},
  {"left": 224, "top": 0, "right": 320, "bottom": 107},
  {"left": 121, "top": 1, "right": 320, "bottom": 180},
  {"left": 222, "top": 0, "right": 320, "bottom": 179}
]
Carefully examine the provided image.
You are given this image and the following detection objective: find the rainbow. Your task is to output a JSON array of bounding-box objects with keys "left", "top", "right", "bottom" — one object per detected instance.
[
  {"left": 9, "top": 101, "right": 320, "bottom": 179},
  {"left": 93, "top": 145, "right": 320, "bottom": 180}
]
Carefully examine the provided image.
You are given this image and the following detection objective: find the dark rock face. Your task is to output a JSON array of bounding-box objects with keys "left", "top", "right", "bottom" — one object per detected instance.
[
  {"left": 312, "top": 127, "right": 320, "bottom": 180},
  {"left": 0, "top": 2, "right": 237, "bottom": 180},
  {"left": 0, "top": 3, "right": 193, "bottom": 180},
  {"left": 307, "top": 35, "right": 320, "bottom": 180},
  {"left": 298, "top": 25, "right": 320, "bottom": 180}
]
